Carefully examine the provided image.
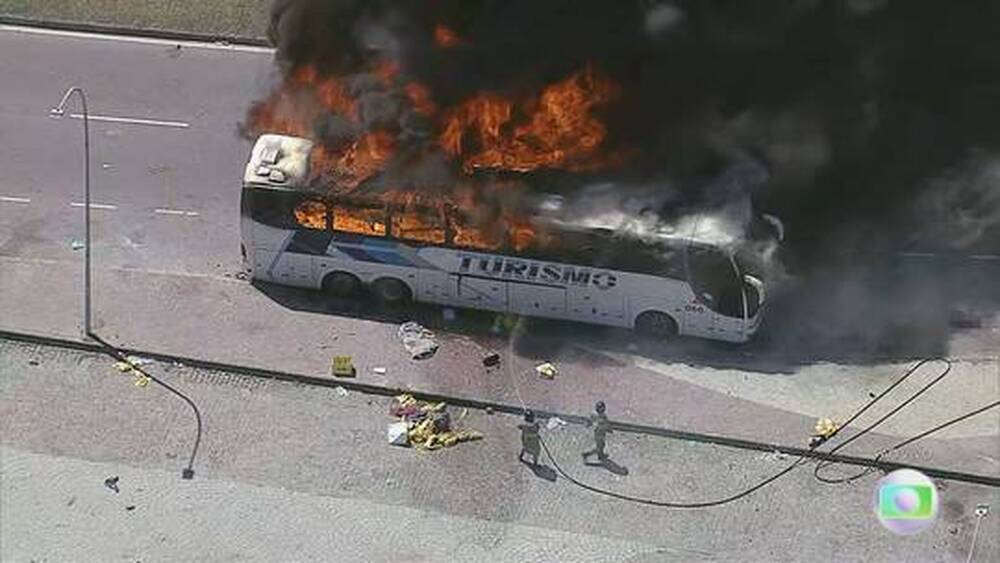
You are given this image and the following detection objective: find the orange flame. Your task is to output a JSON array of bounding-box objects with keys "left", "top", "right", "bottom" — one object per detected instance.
[
  {"left": 440, "top": 66, "right": 617, "bottom": 172},
  {"left": 246, "top": 61, "right": 623, "bottom": 248},
  {"left": 311, "top": 132, "right": 396, "bottom": 191},
  {"left": 404, "top": 82, "right": 437, "bottom": 116},
  {"left": 434, "top": 25, "right": 464, "bottom": 48}
]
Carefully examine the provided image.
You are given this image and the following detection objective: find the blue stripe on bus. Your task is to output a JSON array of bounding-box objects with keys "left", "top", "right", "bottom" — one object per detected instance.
[
  {"left": 364, "top": 249, "right": 414, "bottom": 267},
  {"left": 332, "top": 245, "right": 413, "bottom": 267}
]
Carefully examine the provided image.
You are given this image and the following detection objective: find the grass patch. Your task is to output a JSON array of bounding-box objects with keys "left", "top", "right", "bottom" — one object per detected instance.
[{"left": 0, "top": 0, "right": 271, "bottom": 39}]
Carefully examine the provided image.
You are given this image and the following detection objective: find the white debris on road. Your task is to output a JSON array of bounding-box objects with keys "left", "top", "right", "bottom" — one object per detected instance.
[{"left": 398, "top": 322, "right": 439, "bottom": 360}]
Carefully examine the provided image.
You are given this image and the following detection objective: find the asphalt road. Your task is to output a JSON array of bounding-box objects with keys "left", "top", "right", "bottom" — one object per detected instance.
[
  {"left": 0, "top": 23, "right": 996, "bottom": 492},
  {"left": 2, "top": 340, "right": 997, "bottom": 562},
  {"left": 0, "top": 25, "right": 270, "bottom": 274}
]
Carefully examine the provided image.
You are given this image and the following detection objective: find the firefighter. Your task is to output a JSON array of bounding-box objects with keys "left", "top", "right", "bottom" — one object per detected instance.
[
  {"left": 582, "top": 401, "right": 612, "bottom": 462},
  {"left": 518, "top": 410, "right": 541, "bottom": 467}
]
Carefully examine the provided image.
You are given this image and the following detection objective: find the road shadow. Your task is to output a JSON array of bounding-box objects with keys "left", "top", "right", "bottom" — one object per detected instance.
[
  {"left": 522, "top": 461, "right": 558, "bottom": 482},
  {"left": 584, "top": 457, "right": 630, "bottom": 476},
  {"left": 253, "top": 254, "right": 999, "bottom": 376}
]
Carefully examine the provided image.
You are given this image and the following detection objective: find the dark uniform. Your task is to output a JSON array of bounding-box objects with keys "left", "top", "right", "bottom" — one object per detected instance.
[
  {"left": 582, "top": 402, "right": 612, "bottom": 461},
  {"left": 518, "top": 411, "right": 541, "bottom": 466}
]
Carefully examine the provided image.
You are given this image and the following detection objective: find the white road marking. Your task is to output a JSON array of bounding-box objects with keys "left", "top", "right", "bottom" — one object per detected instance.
[
  {"left": 70, "top": 202, "right": 117, "bottom": 210},
  {"left": 969, "top": 254, "right": 1000, "bottom": 261},
  {"left": 0, "top": 255, "right": 242, "bottom": 284},
  {"left": 67, "top": 113, "right": 190, "bottom": 129},
  {"left": 0, "top": 24, "right": 274, "bottom": 53},
  {"left": 0, "top": 196, "right": 31, "bottom": 203},
  {"left": 154, "top": 208, "right": 200, "bottom": 217}
]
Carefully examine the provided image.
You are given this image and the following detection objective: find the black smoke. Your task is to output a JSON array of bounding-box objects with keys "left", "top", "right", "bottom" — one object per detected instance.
[{"left": 262, "top": 0, "right": 1000, "bottom": 357}]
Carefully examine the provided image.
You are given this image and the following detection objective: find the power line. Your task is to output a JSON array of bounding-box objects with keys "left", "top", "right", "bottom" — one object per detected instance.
[
  {"left": 90, "top": 334, "right": 202, "bottom": 479},
  {"left": 506, "top": 338, "right": 996, "bottom": 507}
]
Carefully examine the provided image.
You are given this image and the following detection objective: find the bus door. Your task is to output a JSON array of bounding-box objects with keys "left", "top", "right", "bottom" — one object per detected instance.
[
  {"left": 509, "top": 282, "right": 567, "bottom": 317},
  {"left": 567, "top": 284, "right": 625, "bottom": 323},
  {"left": 450, "top": 274, "right": 508, "bottom": 312}
]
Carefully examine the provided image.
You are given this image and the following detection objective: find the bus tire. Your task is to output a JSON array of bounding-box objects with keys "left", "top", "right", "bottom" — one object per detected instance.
[
  {"left": 635, "top": 311, "right": 678, "bottom": 340},
  {"left": 322, "top": 272, "right": 361, "bottom": 298},
  {"left": 372, "top": 278, "right": 412, "bottom": 305}
]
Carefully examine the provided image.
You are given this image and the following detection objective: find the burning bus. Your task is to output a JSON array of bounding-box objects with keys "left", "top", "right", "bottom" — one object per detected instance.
[{"left": 241, "top": 134, "right": 770, "bottom": 342}]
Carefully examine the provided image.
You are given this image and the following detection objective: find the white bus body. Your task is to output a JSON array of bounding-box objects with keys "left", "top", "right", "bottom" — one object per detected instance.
[{"left": 242, "top": 135, "right": 766, "bottom": 343}]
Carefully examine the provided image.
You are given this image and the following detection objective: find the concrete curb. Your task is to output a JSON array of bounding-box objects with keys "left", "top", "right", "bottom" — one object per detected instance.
[
  {"left": 0, "top": 14, "right": 269, "bottom": 47},
  {"left": 2, "top": 328, "right": 997, "bottom": 487}
]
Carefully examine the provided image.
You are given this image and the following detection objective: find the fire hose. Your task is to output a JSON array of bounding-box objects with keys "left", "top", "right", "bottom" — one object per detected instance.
[{"left": 501, "top": 322, "right": 997, "bottom": 507}]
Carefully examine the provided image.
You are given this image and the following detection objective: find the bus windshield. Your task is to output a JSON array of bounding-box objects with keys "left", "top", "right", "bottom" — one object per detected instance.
[{"left": 686, "top": 245, "right": 744, "bottom": 318}]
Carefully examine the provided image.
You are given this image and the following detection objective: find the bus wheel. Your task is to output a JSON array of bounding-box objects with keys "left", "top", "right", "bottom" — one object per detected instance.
[
  {"left": 372, "top": 278, "right": 412, "bottom": 305},
  {"left": 322, "top": 272, "right": 361, "bottom": 298},
  {"left": 635, "top": 311, "right": 678, "bottom": 340}
]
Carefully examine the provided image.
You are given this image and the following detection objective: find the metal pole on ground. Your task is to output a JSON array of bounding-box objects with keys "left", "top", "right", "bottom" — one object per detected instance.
[{"left": 50, "top": 87, "right": 93, "bottom": 337}]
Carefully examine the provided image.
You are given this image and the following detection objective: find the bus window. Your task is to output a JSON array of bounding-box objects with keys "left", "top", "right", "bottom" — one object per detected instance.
[
  {"left": 603, "top": 239, "right": 686, "bottom": 280},
  {"left": 333, "top": 206, "right": 386, "bottom": 236},
  {"left": 391, "top": 210, "right": 446, "bottom": 244},
  {"left": 246, "top": 187, "right": 308, "bottom": 230},
  {"left": 687, "top": 245, "right": 743, "bottom": 318},
  {"left": 447, "top": 213, "right": 505, "bottom": 250},
  {"left": 293, "top": 199, "right": 328, "bottom": 230}
]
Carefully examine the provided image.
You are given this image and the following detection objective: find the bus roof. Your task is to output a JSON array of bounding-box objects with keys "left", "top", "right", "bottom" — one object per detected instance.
[{"left": 244, "top": 135, "right": 314, "bottom": 189}]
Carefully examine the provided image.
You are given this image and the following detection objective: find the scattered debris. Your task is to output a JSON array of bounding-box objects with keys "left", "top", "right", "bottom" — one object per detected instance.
[
  {"left": 387, "top": 421, "right": 410, "bottom": 446},
  {"left": 545, "top": 417, "right": 568, "bottom": 431},
  {"left": 442, "top": 307, "right": 457, "bottom": 322},
  {"left": 763, "top": 449, "right": 789, "bottom": 462},
  {"left": 125, "top": 355, "right": 153, "bottom": 367},
  {"left": 372, "top": 366, "right": 387, "bottom": 375},
  {"left": 398, "top": 322, "right": 439, "bottom": 360},
  {"left": 387, "top": 394, "right": 482, "bottom": 450},
  {"left": 482, "top": 352, "right": 501, "bottom": 368},
  {"left": 104, "top": 476, "right": 120, "bottom": 493},
  {"left": 334, "top": 386, "right": 349, "bottom": 397},
  {"left": 133, "top": 375, "right": 151, "bottom": 387},
  {"left": 70, "top": 239, "right": 85, "bottom": 251},
  {"left": 485, "top": 406, "right": 494, "bottom": 415},
  {"left": 331, "top": 355, "right": 356, "bottom": 377},
  {"left": 809, "top": 417, "right": 841, "bottom": 447},
  {"left": 535, "top": 362, "right": 558, "bottom": 379}
]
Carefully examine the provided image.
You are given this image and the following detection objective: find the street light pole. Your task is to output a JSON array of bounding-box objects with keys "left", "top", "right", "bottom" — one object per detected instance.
[{"left": 51, "top": 87, "right": 93, "bottom": 337}]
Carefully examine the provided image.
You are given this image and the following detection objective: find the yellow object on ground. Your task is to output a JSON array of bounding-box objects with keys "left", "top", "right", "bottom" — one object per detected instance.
[
  {"left": 331, "top": 355, "right": 356, "bottom": 377},
  {"left": 392, "top": 394, "right": 481, "bottom": 451},
  {"left": 814, "top": 417, "right": 840, "bottom": 438},
  {"left": 133, "top": 375, "right": 151, "bottom": 387},
  {"left": 536, "top": 362, "right": 558, "bottom": 379}
]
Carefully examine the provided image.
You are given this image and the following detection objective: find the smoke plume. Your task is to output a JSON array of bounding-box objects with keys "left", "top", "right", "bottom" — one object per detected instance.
[{"left": 249, "top": 0, "right": 1000, "bottom": 356}]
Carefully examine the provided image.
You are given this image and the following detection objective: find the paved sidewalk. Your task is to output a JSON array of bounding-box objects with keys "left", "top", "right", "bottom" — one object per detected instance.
[
  {"left": 2, "top": 340, "right": 997, "bottom": 562},
  {"left": 1, "top": 255, "right": 998, "bottom": 478}
]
